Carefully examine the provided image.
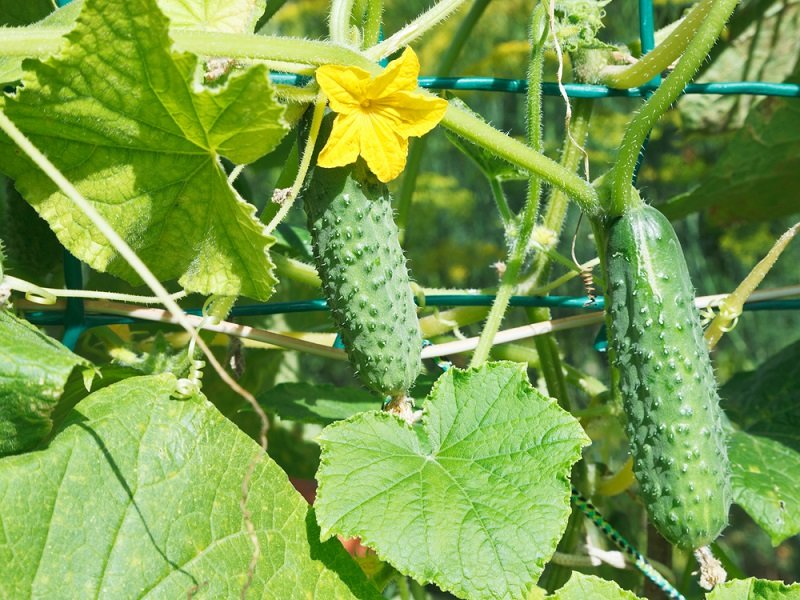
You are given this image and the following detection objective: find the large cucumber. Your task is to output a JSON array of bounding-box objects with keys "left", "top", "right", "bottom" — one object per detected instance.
[
  {"left": 604, "top": 203, "right": 731, "bottom": 549},
  {"left": 302, "top": 160, "right": 421, "bottom": 397}
]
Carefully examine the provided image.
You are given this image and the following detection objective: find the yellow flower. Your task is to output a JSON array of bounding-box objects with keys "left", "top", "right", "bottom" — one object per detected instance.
[{"left": 315, "top": 47, "right": 448, "bottom": 183}]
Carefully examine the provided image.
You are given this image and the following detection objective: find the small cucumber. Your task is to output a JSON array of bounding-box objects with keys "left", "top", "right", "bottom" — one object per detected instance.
[
  {"left": 302, "top": 160, "right": 422, "bottom": 397},
  {"left": 603, "top": 203, "right": 731, "bottom": 549}
]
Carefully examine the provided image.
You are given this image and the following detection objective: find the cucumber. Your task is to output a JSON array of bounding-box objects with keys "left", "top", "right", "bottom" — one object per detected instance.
[
  {"left": 603, "top": 203, "right": 731, "bottom": 549},
  {"left": 302, "top": 160, "right": 421, "bottom": 397}
]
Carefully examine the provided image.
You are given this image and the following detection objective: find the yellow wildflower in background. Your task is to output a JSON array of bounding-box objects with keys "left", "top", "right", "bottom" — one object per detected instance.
[{"left": 315, "top": 47, "right": 448, "bottom": 183}]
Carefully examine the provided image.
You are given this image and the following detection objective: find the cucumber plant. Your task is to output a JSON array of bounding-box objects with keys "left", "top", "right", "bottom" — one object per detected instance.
[{"left": 0, "top": 1, "right": 796, "bottom": 599}]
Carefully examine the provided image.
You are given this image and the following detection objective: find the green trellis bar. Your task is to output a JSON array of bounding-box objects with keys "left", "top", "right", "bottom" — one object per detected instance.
[{"left": 270, "top": 74, "right": 800, "bottom": 97}]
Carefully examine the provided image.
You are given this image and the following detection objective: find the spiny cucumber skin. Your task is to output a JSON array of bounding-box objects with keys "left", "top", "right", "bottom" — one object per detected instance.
[
  {"left": 303, "top": 163, "right": 421, "bottom": 397},
  {"left": 604, "top": 204, "right": 732, "bottom": 550}
]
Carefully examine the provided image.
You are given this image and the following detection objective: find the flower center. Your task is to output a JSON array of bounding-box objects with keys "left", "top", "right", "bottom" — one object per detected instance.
[{"left": 359, "top": 98, "right": 372, "bottom": 109}]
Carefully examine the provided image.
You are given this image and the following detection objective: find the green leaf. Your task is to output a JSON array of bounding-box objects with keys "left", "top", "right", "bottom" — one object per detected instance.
[
  {"left": 315, "top": 362, "right": 590, "bottom": 600},
  {"left": 660, "top": 97, "right": 800, "bottom": 224},
  {"left": 705, "top": 577, "right": 800, "bottom": 599},
  {"left": 728, "top": 432, "right": 800, "bottom": 545},
  {"left": 259, "top": 382, "right": 381, "bottom": 426},
  {"left": 721, "top": 338, "right": 800, "bottom": 453},
  {"left": 0, "top": 374, "right": 379, "bottom": 598},
  {"left": 550, "top": 573, "right": 642, "bottom": 599},
  {"left": 721, "top": 338, "right": 800, "bottom": 544},
  {"left": 0, "top": 310, "right": 93, "bottom": 456},
  {"left": 0, "top": 0, "right": 288, "bottom": 299},
  {"left": 157, "top": 0, "right": 266, "bottom": 32}
]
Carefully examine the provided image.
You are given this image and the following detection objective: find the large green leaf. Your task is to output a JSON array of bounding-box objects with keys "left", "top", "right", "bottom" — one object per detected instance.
[
  {"left": 0, "top": 0, "right": 288, "bottom": 299},
  {"left": 721, "top": 338, "right": 800, "bottom": 544},
  {"left": 0, "top": 310, "right": 93, "bottom": 456},
  {"left": 315, "top": 362, "right": 590, "bottom": 600},
  {"left": 705, "top": 577, "right": 800, "bottom": 599},
  {"left": 0, "top": 373, "right": 378, "bottom": 598},
  {"left": 660, "top": 96, "right": 800, "bottom": 224}
]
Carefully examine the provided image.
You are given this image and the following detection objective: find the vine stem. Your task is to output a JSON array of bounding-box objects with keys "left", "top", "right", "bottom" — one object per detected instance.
[
  {"left": 469, "top": 3, "right": 547, "bottom": 368},
  {"left": 441, "top": 106, "right": 600, "bottom": 216},
  {"left": 601, "top": 0, "right": 716, "bottom": 89},
  {"left": 609, "top": 0, "right": 741, "bottom": 216},
  {"left": 362, "top": 0, "right": 384, "bottom": 48},
  {"left": 4, "top": 275, "right": 187, "bottom": 305}
]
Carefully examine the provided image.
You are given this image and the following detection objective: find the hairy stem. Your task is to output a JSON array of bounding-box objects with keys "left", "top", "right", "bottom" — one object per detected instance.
[
  {"left": 330, "top": 0, "right": 357, "bottom": 44},
  {"left": 609, "top": 0, "right": 741, "bottom": 216},
  {"left": 441, "top": 106, "right": 599, "bottom": 216},
  {"left": 363, "top": 0, "right": 384, "bottom": 48}
]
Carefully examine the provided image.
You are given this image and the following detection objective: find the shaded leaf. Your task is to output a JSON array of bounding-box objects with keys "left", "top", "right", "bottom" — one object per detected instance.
[
  {"left": 705, "top": 577, "right": 800, "bottom": 599},
  {"left": 0, "top": 374, "right": 378, "bottom": 598},
  {"left": 259, "top": 382, "right": 381, "bottom": 426},
  {"left": 721, "top": 338, "right": 800, "bottom": 544},
  {"left": 315, "top": 362, "right": 590, "bottom": 600},
  {"left": 0, "top": 0, "right": 288, "bottom": 299},
  {"left": 728, "top": 432, "right": 800, "bottom": 545},
  {"left": 0, "top": 310, "right": 93, "bottom": 456},
  {"left": 660, "top": 97, "right": 800, "bottom": 224},
  {"left": 721, "top": 338, "right": 800, "bottom": 453}
]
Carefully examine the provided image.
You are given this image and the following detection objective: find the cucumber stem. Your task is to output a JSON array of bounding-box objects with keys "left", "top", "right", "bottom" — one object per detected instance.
[{"left": 609, "top": 0, "right": 741, "bottom": 216}]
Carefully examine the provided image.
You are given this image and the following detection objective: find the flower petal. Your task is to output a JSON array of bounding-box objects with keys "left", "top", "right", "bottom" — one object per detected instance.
[
  {"left": 375, "top": 90, "right": 448, "bottom": 137},
  {"left": 317, "top": 112, "right": 362, "bottom": 169},
  {"left": 368, "top": 47, "right": 420, "bottom": 99},
  {"left": 359, "top": 113, "right": 409, "bottom": 182},
  {"left": 316, "top": 65, "right": 372, "bottom": 113}
]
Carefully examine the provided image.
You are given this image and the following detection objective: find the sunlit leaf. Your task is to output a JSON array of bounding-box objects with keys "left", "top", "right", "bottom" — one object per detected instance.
[
  {"left": 0, "top": 0, "right": 288, "bottom": 299},
  {"left": 316, "top": 362, "right": 589, "bottom": 600},
  {"left": 0, "top": 374, "right": 379, "bottom": 598}
]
